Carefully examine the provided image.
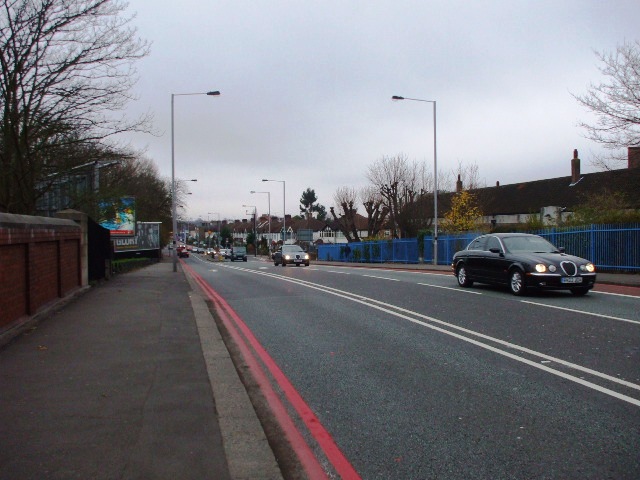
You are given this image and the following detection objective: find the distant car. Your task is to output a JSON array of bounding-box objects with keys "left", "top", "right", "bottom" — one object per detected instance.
[
  {"left": 205, "top": 248, "right": 214, "bottom": 255},
  {"left": 230, "top": 246, "right": 247, "bottom": 262},
  {"left": 452, "top": 233, "right": 596, "bottom": 296},
  {"left": 273, "top": 244, "right": 310, "bottom": 267},
  {"left": 177, "top": 246, "right": 189, "bottom": 258}
]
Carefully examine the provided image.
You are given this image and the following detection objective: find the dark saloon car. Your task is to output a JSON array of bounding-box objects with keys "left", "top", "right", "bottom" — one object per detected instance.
[
  {"left": 452, "top": 233, "right": 596, "bottom": 296},
  {"left": 273, "top": 244, "right": 310, "bottom": 267}
]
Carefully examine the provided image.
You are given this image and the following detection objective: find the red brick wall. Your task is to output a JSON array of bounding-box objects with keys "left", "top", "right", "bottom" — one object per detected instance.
[
  {"left": 0, "top": 214, "right": 81, "bottom": 331},
  {"left": 0, "top": 244, "right": 28, "bottom": 325}
]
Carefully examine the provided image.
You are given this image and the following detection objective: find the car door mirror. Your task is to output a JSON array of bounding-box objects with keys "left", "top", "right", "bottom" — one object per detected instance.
[
  {"left": 489, "top": 247, "right": 502, "bottom": 254},
  {"left": 557, "top": 247, "right": 565, "bottom": 253}
]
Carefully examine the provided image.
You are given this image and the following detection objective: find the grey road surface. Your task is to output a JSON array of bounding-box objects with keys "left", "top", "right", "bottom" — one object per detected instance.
[{"left": 186, "top": 255, "right": 640, "bottom": 480}]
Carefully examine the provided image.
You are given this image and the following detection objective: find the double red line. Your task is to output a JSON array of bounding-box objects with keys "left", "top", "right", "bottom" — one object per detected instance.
[{"left": 184, "top": 263, "right": 361, "bottom": 480}]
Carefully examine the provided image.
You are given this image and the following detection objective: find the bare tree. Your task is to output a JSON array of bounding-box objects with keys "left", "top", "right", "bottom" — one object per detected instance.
[
  {"left": 0, "top": 0, "right": 151, "bottom": 214},
  {"left": 573, "top": 40, "right": 640, "bottom": 169},
  {"left": 452, "top": 160, "right": 484, "bottom": 191},
  {"left": 330, "top": 186, "right": 361, "bottom": 242},
  {"left": 360, "top": 185, "right": 388, "bottom": 238},
  {"left": 366, "top": 154, "right": 427, "bottom": 238}
]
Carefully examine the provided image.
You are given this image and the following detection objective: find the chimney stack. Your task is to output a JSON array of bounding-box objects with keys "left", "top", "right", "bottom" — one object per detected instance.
[
  {"left": 629, "top": 147, "right": 640, "bottom": 169},
  {"left": 571, "top": 149, "right": 580, "bottom": 184}
]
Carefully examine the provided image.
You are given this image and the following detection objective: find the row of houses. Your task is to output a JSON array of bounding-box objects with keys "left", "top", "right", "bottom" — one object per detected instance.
[{"left": 200, "top": 148, "right": 640, "bottom": 245}]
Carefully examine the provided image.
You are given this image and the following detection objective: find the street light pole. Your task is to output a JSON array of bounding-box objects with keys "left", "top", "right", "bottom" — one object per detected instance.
[
  {"left": 392, "top": 95, "right": 438, "bottom": 265},
  {"left": 251, "top": 190, "right": 271, "bottom": 250},
  {"left": 262, "top": 179, "right": 285, "bottom": 244},
  {"left": 171, "top": 90, "right": 220, "bottom": 272}
]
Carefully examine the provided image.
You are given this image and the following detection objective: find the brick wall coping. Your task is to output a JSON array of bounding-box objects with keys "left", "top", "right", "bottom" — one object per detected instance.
[{"left": 0, "top": 212, "right": 80, "bottom": 230}]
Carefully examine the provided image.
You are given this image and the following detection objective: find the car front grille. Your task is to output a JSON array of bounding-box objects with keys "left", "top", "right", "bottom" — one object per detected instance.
[{"left": 560, "top": 261, "right": 577, "bottom": 276}]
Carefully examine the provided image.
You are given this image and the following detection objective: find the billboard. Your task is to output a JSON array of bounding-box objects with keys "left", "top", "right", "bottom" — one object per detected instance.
[
  {"left": 113, "top": 222, "right": 161, "bottom": 252},
  {"left": 99, "top": 197, "right": 136, "bottom": 236}
]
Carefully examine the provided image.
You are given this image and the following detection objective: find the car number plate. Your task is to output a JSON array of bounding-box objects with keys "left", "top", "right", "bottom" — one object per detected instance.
[{"left": 561, "top": 277, "right": 583, "bottom": 284}]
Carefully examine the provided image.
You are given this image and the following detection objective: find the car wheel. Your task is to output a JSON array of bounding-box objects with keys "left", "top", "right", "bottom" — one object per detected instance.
[
  {"left": 456, "top": 264, "right": 474, "bottom": 287},
  {"left": 282, "top": 261, "right": 286, "bottom": 267},
  {"left": 274, "top": 261, "right": 278, "bottom": 266},
  {"left": 571, "top": 287, "right": 590, "bottom": 296},
  {"left": 509, "top": 269, "right": 526, "bottom": 296}
]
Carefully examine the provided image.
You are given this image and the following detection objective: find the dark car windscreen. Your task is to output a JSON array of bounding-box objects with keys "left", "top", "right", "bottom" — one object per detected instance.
[{"left": 503, "top": 236, "right": 558, "bottom": 253}]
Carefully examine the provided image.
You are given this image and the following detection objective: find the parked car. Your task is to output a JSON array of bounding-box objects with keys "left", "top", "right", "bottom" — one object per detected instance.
[
  {"left": 452, "top": 233, "right": 596, "bottom": 296},
  {"left": 274, "top": 244, "right": 310, "bottom": 267},
  {"left": 230, "top": 246, "right": 247, "bottom": 262}
]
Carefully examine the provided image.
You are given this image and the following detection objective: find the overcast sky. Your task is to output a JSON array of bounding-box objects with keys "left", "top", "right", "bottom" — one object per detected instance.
[{"left": 121, "top": 0, "right": 639, "bottom": 222}]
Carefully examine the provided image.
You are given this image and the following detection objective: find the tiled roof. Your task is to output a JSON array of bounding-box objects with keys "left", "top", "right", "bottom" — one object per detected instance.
[{"left": 447, "top": 168, "right": 640, "bottom": 216}]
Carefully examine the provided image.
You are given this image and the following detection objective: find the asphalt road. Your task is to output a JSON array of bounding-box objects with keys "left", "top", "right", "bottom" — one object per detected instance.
[{"left": 185, "top": 255, "right": 640, "bottom": 480}]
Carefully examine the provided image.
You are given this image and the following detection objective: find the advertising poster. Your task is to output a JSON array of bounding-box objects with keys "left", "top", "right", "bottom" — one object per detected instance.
[
  {"left": 99, "top": 197, "right": 136, "bottom": 236},
  {"left": 113, "top": 222, "right": 161, "bottom": 252}
]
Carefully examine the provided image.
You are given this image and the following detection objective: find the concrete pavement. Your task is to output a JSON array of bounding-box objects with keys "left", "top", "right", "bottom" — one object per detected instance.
[{"left": 0, "top": 257, "right": 283, "bottom": 480}]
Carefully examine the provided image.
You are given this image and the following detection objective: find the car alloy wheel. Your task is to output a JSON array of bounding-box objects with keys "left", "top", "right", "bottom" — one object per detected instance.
[
  {"left": 457, "top": 265, "right": 473, "bottom": 287},
  {"left": 509, "top": 269, "right": 525, "bottom": 296}
]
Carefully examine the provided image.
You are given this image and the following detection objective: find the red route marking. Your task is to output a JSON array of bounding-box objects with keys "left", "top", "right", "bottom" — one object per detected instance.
[
  {"left": 594, "top": 284, "right": 640, "bottom": 296},
  {"left": 183, "top": 263, "right": 361, "bottom": 480}
]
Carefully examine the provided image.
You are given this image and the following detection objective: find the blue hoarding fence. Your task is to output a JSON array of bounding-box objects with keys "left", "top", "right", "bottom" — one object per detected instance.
[{"left": 316, "top": 223, "right": 640, "bottom": 271}]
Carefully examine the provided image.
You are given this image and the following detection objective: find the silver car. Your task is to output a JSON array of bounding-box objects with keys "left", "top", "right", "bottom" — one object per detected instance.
[{"left": 273, "top": 245, "right": 310, "bottom": 267}]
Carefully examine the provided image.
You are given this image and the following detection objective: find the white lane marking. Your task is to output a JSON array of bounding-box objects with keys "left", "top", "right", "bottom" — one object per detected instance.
[
  {"left": 521, "top": 300, "right": 640, "bottom": 326},
  {"left": 418, "top": 283, "right": 482, "bottom": 295},
  {"left": 593, "top": 290, "right": 640, "bottom": 299},
  {"left": 362, "top": 275, "right": 400, "bottom": 281},
  {"left": 327, "top": 270, "right": 351, "bottom": 275},
  {"left": 223, "top": 265, "right": 640, "bottom": 406}
]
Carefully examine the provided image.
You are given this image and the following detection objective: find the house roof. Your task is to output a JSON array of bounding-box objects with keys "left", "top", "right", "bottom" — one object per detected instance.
[{"left": 452, "top": 167, "right": 640, "bottom": 216}]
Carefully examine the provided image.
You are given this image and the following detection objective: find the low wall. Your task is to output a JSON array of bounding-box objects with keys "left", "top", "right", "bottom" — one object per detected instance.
[{"left": 0, "top": 213, "right": 82, "bottom": 342}]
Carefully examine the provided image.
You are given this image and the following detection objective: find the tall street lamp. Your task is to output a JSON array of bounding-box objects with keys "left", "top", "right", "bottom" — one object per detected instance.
[
  {"left": 392, "top": 95, "right": 438, "bottom": 265},
  {"left": 171, "top": 90, "right": 220, "bottom": 272},
  {"left": 251, "top": 190, "right": 271, "bottom": 249},
  {"left": 262, "top": 179, "right": 286, "bottom": 244}
]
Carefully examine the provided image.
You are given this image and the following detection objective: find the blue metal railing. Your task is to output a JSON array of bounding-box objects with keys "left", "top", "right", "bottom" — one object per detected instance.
[{"left": 316, "top": 223, "right": 640, "bottom": 271}]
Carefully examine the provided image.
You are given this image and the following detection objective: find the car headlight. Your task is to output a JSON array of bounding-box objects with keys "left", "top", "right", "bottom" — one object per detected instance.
[
  {"left": 580, "top": 263, "right": 595, "bottom": 273},
  {"left": 548, "top": 265, "right": 557, "bottom": 273},
  {"left": 535, "top": 264, "right": 547, "bottom": 273},
  {"left": 304, "top": 254, "right": 309, "bottom": 259},
  {"left": 284, "top": 254, "right": 291, "bottom": 260}
]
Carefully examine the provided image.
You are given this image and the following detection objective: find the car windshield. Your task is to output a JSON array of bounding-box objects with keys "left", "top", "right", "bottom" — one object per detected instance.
[
  {"left": 503, "top": 236, "right": 559, "bottom": 253},
  {"left": 283, "top": 245, "right": 304, "bottom": 253}
]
